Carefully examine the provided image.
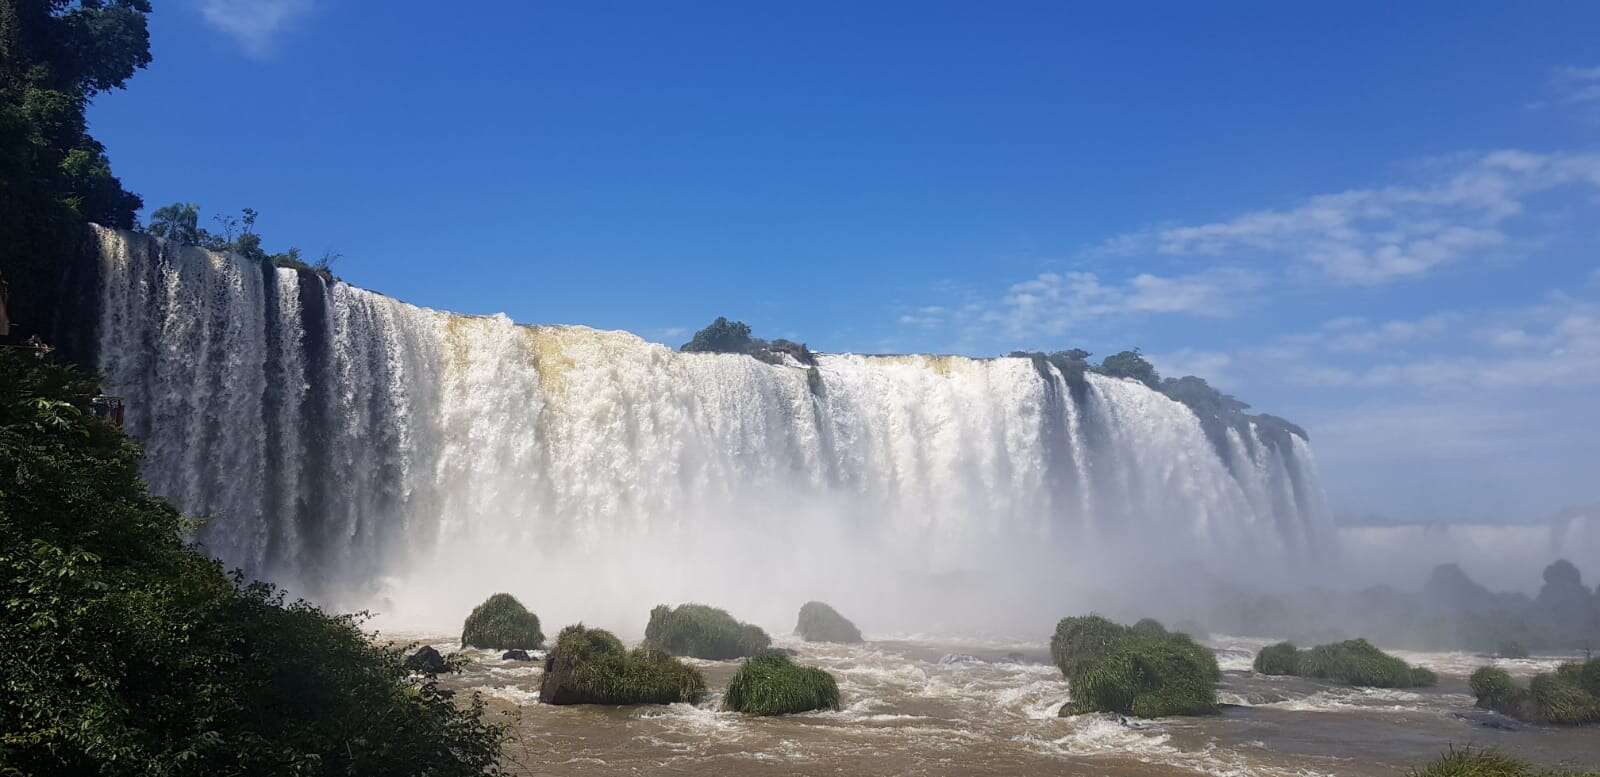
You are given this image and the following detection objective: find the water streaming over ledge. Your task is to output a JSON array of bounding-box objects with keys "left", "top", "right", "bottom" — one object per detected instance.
[{"left": 90, "top": 227, "right": 1330, "bottom": 631}]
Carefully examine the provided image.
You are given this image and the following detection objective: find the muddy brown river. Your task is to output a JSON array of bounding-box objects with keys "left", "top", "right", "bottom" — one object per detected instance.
[{"left": 399, "top": 632, "right": 1599, "bottom": 776}]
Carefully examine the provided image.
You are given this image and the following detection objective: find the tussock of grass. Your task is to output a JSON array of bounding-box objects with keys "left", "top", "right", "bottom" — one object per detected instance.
[
  {"left": 539, "top": 624, "right": 706, "bottom": 706},
  {"left": 1253, "top": 642, "right": 1301, "bottom": 675},
  {"left": 1469, "top": 658, "right": 1600, "bottom": 725},
  {"left": 1409, "top": 746, "right": 1600, "bottom": 776},
  {"left": 460, "top": 593, "right": 543, "bottom": 651},
  {"left": 722, "top": 653, "right": 841, "bottom": 715},
  {"left": 1252, "top": 638, "right": 1436, "bottom": 688},
  {"left": 644, "top": 603, "right": 771, "bottom": 660},
  {"left": 794, "top": 601, "right": 863, "bottom": 643},
  {"left": 1050, "top": 616, "right": 1220, "bottom": 718}
]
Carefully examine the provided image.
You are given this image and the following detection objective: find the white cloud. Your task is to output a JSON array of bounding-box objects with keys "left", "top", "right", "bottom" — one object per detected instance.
[
  {"left": 1146, "top": 349, "right": 1233, "bottom": 387},
  {"left": 979, "top": 267, "right": 1264, "bottom": 341},
  {"left": 1099, "top": 151, "right": 1600, "bottom": 285},
  {"left": 1550, "top": 65, "right": 1600, "bottom": 109},
  {"left": 199, "top": 0, "right": 313, "bottom": 57}
]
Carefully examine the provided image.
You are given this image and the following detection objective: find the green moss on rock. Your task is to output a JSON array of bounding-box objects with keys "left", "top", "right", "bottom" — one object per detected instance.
[
  {"left": 539, "top": 624, "right": 706, "bottom": 706},
  {"left": 722, "top": 653, "right": 841, "bottom": 715},
  {"left": 794, "top": 601, "right": 863, "bottom": 643},
  {"left": 1251, "top": 638, "right": 1435, "bottom": 688},
  {"left": 1468, "top": 658, "right": 1600, "bottom": 725},
  {"left": 1050, "top": 616, "right": 1220, "bottom": 718},
  {"left": 460, "top": 593, "right": 543, "bottom": 651},
  {"left": 645, "top": 603, "right": 771, "bottom": 660}
]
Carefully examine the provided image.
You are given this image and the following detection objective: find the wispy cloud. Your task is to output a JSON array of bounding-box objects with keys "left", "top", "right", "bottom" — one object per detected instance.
[
  {"left": 199, "top": 0, "right": 313, "bottom": 58},
  {"left": 984, "top": 267, "right": 1265, "bottom": 341},
  {"left": 1098, "top": 150, "right": 1600, "bottom": 286}
]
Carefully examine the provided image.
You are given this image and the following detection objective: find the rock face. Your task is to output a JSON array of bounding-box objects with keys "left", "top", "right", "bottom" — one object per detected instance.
[
  {"left": 1050, "top": 616, "right": 1220, "bottom": 718},
  {"left": 794, "top": 601, "right": 864, "bottom": 643},
  {"left": 501, "top": 649, "right": 532, "bottom": 661},
  {"left": 644, "top": 603, "right": 771, "bottom": 660},
  {"left": 1253, "top": 639, "right": 1436, "bottom": 688},
  {"left": 539, "top": 624, "right": 706, "bottom": 706},
  {"left": 461, "top": 593, "right": 543, "bottom": 651},
  {"left": 404, "top": 645, "right": 451, "bottom": 674},
  {"left": 722, "top": 653, "right": 841, "bottom": 716}
]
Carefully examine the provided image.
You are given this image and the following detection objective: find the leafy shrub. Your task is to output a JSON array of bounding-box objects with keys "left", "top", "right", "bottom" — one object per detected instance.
[
  {"left": 645, "top": 603, "right": 771, "bottom": 660},
  {"left": 1262, "top": 638, "right": 1437, "bottom": 688},
  {"left": 0, "top": 351, "right": 505, "bottom": 775},
  {"left": 1050, "top": 616, "right": 1219, "bottom": 717},
  {"left": 722, "top": 653, "right": 841, "bottom": 715},
  {"left": 1469, "top": 659, "right": 1600, "bottom": 725},
  {"left": 539, "top": 624, "right": 707, "bottom": 705},
  {"left": 794, "top": 601, "right": 863, "bottom": 643},
  {"left": 1410, "top": 746, "right": 1600, "bottom": 777},
  {"left": 1253, "top": 642, "right": 1302, "bottom": 675},
  {"left": 461, "top": 593, "right": 544, "bottom": 650}
]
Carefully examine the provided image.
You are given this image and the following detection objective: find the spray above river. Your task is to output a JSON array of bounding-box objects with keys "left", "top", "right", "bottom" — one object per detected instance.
[{"left": 91, "top": 226, "right": 1328, "bottom": 632}]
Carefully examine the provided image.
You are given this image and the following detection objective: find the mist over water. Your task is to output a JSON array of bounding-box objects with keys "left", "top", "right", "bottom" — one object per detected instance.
[{"left": 87, "top": 226, "right": 1344, "bottom": 635}]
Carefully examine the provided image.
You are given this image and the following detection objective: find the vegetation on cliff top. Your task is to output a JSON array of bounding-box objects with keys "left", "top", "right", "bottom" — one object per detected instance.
[
  {"left": 645, "top": 603, "right": 772, "bottom": 660},
  {"left": 723, "top": 653, "right": 842, "bottom": 716},
  {"left": 679, "top": 317, "right": 816, "bottom": 366},
  {"left": 1470, "top": 659, "right": 1600, "bottom": 725},
  {"left": 1051, "top": 615, "right": 1220, "bottom": 717},
  {"left": 539, "top": 624, "right": 707, "bottom": 705},
  {"left": 794, "top": 600, "right": 864, "bottom": 643},
  {"left": 0, "top": 349, "right": 506, "bottom": 775},
  {"left": 1252, "top": 639, "right": 1437, "bottom": 688},
  {"left": 461, "top": 592, "right": 544, "bottom": 651}
]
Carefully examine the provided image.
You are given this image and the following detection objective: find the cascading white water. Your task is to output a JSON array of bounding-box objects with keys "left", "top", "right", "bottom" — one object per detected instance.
[{"left": 91, "top": 226, "right": 1330, "bottom": 633}]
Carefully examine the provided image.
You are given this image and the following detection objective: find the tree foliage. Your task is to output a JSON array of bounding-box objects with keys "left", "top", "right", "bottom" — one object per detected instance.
[{"left": 0, "top": 350, "right": 507, "bottom": 775}]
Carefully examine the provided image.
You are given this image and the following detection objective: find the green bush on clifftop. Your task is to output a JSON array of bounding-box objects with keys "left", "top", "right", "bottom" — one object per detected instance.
[{"left": 1051, "top": 616, "right": 1220, "bottom": 717}]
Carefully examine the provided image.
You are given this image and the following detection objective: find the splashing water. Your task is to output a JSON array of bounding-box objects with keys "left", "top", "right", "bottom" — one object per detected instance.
[{"left": 91, "top": 227, "right": 1329, "bottom": 632}]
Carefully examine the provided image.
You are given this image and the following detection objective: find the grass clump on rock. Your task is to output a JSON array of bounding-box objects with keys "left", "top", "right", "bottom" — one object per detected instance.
[
  {"left": 539, "top": 624, "right": 707, "bottom": 705},
  {"left": 1050, "top": 615, "right": 1220, "bottom": 718},
  {"left": 722, "top": 653, "right": 842, "bottom": 715},
  {"left": 794, "top": 601, "right": 864, "bottom": 643},
  {"left": 1252, "top": 639, "right": 1436, "bottom": 688},
  {"left": 1409, "top": 746, "right": 1600, "bottom": 777},
  {"left": 645, "top": 603, "right": 771, "bottom": 660},
  {"left": 461, "top": 593, "right": 544, "bottom": 651},
  {"left": 1470, "top": 659, "right": 1600, "bottom": 725}
]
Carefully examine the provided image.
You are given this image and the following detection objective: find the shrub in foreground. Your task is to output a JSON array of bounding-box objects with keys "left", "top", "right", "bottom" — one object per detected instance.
[
  {"left": 794, "top": 601, "right": 864, "bottom": 643},
  {"left": 645, "top": 603, "right": 771, "bottom": 659},
  {"left": 1409, "top": 746, "right": 1600, "bottom": 777},
  {"left": 1468, "top": 659, "right": 1600, "bottom": 725},
  {"left": 0, "top": 351, "right": 505, "bottom": 775},
  {"left": 723, "top": 653, "right": 841, "bottom": 715},
  {"left": 1253, "top": 638, "right": 1436, "bottom": 688},
  {"left": 461, "top": 593, "right": 544, "bottom": 650},
  {"left": 539, "top": 624, "right": 707, "bottom": 705},
  {"left": 1051, "top": 616, "right": 1220, "bottom": 717}
]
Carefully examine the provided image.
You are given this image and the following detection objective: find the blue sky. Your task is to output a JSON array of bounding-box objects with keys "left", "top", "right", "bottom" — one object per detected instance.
[{"left": 90, "top": 2, "right": 1600, "bottom": 522}]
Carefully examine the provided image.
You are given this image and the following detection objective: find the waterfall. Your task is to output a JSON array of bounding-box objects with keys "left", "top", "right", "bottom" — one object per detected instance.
[{"left": 90, "top": 227, "right": 1331, "bottom": 632}]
